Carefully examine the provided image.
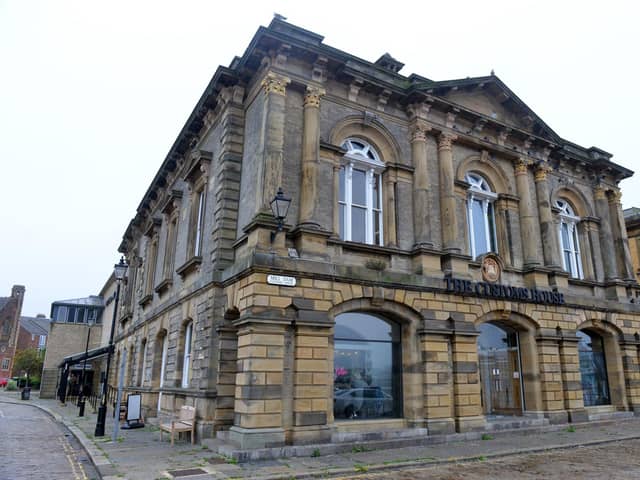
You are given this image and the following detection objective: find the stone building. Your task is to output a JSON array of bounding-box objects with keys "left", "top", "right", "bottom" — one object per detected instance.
[
  {"left": 113, "top": 17, "right": 640, "bottom": 448},
  {"left": 40, "top": 296, "right": 105, "bottom": 398},
  {"left": 0, "top": 285, "right": 25, "bottom": 380},
  {"left": 624, "top": 207, "right": 640, "bottom": 281}
]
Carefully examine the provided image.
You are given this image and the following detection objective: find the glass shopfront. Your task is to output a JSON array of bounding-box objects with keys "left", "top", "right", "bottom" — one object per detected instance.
[
  {"left": 478, "top": 322, "right": 524, "bottom": 415},
  {"left": 577, "top": 330, "right": 610, "bottom": 406},
  {"left": 333, "top": 312, "right": 402, "bottom": 420}
]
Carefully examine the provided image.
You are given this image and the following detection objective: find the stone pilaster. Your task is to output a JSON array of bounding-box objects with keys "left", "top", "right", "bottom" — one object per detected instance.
[
  {"left": 577, "top": 220, "right": 595, "bottom": 281},
  {"left": 409, "top": 113, "right": 433, "bottom": 247},
  {"left": 515, "top": 159, "right": 541, "bottom": 268},
  {"left": 385, "top": 175, "right": 398, "bottom": 247},
  {"left": 595, "top": 185, "right": 619, "bottom": 281},
  {"left": 212, "top": 86, "right": 245, "bottom": 269},
  {"left": 421, "top": 333, "right": 455, "bottom": 434},
  {"left": 495, "top": 194, "right": 520, "bottom": 268},
  {"left": 620, "top": 343, "right": 640, "bottom": 414},
  {"left": 259, "top": 72, "right": 291, "bottom": 212},
  {"left": 298, "top": 86, "right": 325, "bottom": 228},
  {"left": 534, "top": 164, "right": 560, "bottom": 269},
  {"left": 536, "top": 337, "right": 568, "bottom": 423},
  {"left": 213, "top": 326, "right": 238, "bottom": 431},
  {"left": 451, "top": 333, "right": 485, "bottom": 432},
  {"left": 230, "top": 322, "right": 287, "bottom": 448},
  {"left": 291, "top": 325, "right": 332, "bottom": 444},
  {"left": 558, "top": 335, "right": 587, "bottom": 422},
  {"left": 583, "top": 218, "right": 605, "bottom": 282},
  {"left": 608, "top": 189, "right": 635, "bottom": 281},
  {"left": 438, "top": 133, "right": 460, "bottom": 253}
]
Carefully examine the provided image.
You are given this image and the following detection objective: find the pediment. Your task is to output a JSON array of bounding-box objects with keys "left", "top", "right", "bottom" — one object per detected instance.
[{"left": 425, "top": 76, "right": 561, "bottom": 143}]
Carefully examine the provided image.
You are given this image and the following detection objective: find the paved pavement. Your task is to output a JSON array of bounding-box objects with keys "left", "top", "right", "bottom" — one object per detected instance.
[
  {"left": 2, "top": 389, "right": 640, "bottom": 479},
  {"left": 0, "top": 401, "right": 99, "bottom": 480}
]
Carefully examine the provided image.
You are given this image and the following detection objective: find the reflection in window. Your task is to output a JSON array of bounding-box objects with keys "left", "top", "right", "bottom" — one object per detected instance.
[
  {"left": 338, "top": 139, "right": 384, "bottom": 245},
  {"left": 578, "top": 330, "right": 610, "bottom": 406},
  {"left": 181, "top": 322, "right": 193, "bottom": 388},
  {"left": 466, "top": 173, "right": 497, "bottom": 259},
  {"left": 333, "top": 312, "right": 401, "bottom": 420},
  {"left": 556, "top": 199, "right": 583, "bottom": 279}
]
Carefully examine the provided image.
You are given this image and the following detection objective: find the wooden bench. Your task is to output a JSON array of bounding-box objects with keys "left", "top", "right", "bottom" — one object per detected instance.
[{"left": 159, "top": 405, "right": 196, "bottom": 445}]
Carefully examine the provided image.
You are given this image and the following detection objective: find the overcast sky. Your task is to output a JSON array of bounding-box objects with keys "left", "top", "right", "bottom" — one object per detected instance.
[{"left": 1, "top": 0, "right": 639, "bottom": 317}]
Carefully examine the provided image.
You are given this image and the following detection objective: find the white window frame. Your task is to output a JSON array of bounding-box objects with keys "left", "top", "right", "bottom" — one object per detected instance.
[
  {"left": 2, "top": 358, "right": 9, "bottom": 370},
  {"left": 181, "top": 322, "right": 193, "bottom": 388},
  {"left": 159, "top": 337, "right": 168, "bottom": 388},
  {"left": 556, "top": 199, "right": 583, "bottom": 279},
  {"left": 466, "top": 173, "right": 498, "bottom": 259},
  {"left": 339, "top": 139, "right": 385, "bottom": 246},
  {"left": 139, "top": 341, "right": 148, "bottom": 386},
  {"left": 38, "top": 335, "right": 46, "bottom": 350},
  {"left": 193, "top": 189, "right": 206, "bottom": 257}
]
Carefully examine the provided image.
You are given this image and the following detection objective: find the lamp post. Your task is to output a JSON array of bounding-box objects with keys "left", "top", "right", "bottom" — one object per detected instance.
[
  {"left": 269, "top": 187, "right": 291, "bottom": 242},
  {"left": 77, "top": 315, "right": 93, "bottom": 417},
  {"left": 95, "top": 256, "right": 128, "bottom": 437}
]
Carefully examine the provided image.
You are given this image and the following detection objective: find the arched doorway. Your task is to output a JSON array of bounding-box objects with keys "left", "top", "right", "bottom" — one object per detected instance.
[
  {"left": 333, "top": 312, "right": 402, "bottom": 420},
  {"left": 478, "top": 322, "right": 524, "bottom": 416},
  {"left": 577, "top": 330, "right": 611, "bottom": 406}
]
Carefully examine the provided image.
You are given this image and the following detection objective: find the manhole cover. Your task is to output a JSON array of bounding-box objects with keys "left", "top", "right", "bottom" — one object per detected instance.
[
  {"left": 207, "top": 457, "right": 226, "bottom": 464},
  {"left": 167, "top": 468, "right": 208, "bottom": 477}
]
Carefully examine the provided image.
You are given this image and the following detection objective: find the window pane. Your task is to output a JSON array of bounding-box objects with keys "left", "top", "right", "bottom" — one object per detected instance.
[
  {"left": 561, "top": 223, "right": 570, "bottom": 248},
  {"left": 471, "top": 199, "right": 488, "bottom": 255},
  {"left": 372, "top": 173, "right": 380, "bottom": 209},
  {"left": 578, "top": 331, "right": 610, "bottom": 406},
  {"left": 339, "top": 167, "right": 345, "bottom": 202},
  {"left": 351, "top": 206, "right": 366, "bottom": 243},
  {"left": 352, "top": 169, "right": 366, "bottom": 206},
  {"left": 564, "top": 252, "right": 573, "bottom": 274},
  {"left": 339, "top": 203, "right": 345, "bottom": 239},
  {"left": 487, "top": 203, "right": 496, "bottom": 252},
  {"left": 335, "top": 312, "right": 395, "bottom": 341}
]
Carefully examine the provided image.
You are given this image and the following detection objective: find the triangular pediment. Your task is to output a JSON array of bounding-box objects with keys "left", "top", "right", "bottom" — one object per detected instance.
[{"left": 422, "top": 76, "right": 560, "bottom": 143}]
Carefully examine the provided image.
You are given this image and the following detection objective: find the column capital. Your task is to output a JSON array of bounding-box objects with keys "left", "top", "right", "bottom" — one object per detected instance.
[
  {"left": 438, "top": 132, "right": 457, "bottom": 150},
  {"left": 608, "top": 188, "right": 622, "bottom": 205},
  {"left": 534, "top": 163, "right": 552, "bottom": 182},
  {"left": 594, "top": 184, "right": 607, "bottom": 200},
  {"left": 261, "top": 72, "right": 291, "bottom": 96},
  {"left": 303, "top": 85, "right": 325, "bottom": 108},
  {"left": 410, "top": 121, "right": 431, "bottom": 143},
  {"left": 514, "top": 158, "right": 531, "bottom": 176}
]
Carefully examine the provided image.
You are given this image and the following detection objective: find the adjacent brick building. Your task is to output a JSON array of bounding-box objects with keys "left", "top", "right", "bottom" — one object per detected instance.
[
  {"left": 0, "top": 285, "right": 25, "bottom": 380},
  {"left": 16, "top": 314, "right": 50, "bottom": 353},
  {"left": 112, "top": 17, "right": 640, "bottom": 449}
]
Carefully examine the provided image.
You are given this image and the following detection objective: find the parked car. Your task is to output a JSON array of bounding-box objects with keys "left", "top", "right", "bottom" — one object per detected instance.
[
  {"left": 334, "top": 387, "right": 394, "bottom": 419},
  {"left": 0, "top": 377, "right": 8, "bottom": 387}
]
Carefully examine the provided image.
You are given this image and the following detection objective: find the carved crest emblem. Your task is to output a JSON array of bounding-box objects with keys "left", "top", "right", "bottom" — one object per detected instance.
[{"left": 481, "top": 254, "right": 502, "bottom": 283}]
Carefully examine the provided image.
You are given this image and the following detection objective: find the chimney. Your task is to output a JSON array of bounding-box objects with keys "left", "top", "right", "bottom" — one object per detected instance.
[{"left": 11, "top": 285, "right": 25, "bottom": 298}]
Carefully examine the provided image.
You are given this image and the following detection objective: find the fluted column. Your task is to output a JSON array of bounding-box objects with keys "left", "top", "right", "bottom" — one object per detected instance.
[
  {"left": 410, "top": 121, "right": 432, "bottom": 247},
  {"left": 260, "top": 72, "right": 291, "bottom": 211},
  {"left": 438, "top": 133, "right": 459, "bottom": 252},
  {"left": 594, "top": 185, "right": 618, "bottom": 281},
  {"left": 534, "top": 164, "right": 560, "bottom": 268},
  {"left": 515, "top": 159, "right": 541, "bottom": 267},
  {"left": 299, "top": 86, "right": 325, "bottom": 228},
  {"left": 608, "top": 189, "right": 635, "bottom": 281},
  {"left": 584, "top": 218, "right": 605, "bottom": 282}
]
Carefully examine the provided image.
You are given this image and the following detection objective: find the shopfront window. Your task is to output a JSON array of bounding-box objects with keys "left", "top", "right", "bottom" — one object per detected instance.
[
  {"left": 333, "top": 312, "right": 401, "bottom": 420},
  {"left": 578, "top": 330, "right": 610, "bottom": 406}
]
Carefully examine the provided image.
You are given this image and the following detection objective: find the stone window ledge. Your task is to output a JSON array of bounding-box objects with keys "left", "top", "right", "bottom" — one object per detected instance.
[
  {"left": 138, "top": 293, "right": 153, "bottom": 308},
  {"left": 154, "top": 278, "right": 173, "bottom": 296},
  {"left": 176, "top": 256, "right": 202, "bottom": 278}
]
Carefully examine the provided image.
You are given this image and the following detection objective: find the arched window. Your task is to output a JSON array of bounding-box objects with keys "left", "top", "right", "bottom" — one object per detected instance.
[
  {"left": 466, "top": 173, "right": 497, "bottom": 258},
  {"left": 556, "top": 199, "right": 583, "bottom": 279},
  {"left": 338, "top": 139, "right": 384, "bottom": 245},
  {"left": 333, "top": 312, "right": 401, "bottom": 420},
  {"left": 577, "top": 330, "right": 610, "bottom": 406},
  {"left": 181, "top": 322, "right": 193, "bottom": 388}
]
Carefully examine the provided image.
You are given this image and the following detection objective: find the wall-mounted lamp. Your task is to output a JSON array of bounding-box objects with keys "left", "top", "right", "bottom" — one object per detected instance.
[{"left": 270, "top": 187, "right": 291, "bottom": 242}]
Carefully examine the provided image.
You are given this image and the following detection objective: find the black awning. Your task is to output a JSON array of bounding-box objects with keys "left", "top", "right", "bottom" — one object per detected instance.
[{"left": 58, "top": 344, "right": 113, "bottom": 368}]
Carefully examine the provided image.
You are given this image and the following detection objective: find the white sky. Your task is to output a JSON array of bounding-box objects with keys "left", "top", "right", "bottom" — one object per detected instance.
[{"left": 1, "top": 0, "right": 639, "bottom": 316}]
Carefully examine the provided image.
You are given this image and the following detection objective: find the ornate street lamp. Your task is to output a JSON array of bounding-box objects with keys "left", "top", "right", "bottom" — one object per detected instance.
[
  {"left": 269, "top": 187, "right": 291, "bottom": 242},
  {"left": 94, "top": 256, "right": 128, "bottom": 437},
  {"left": 77, "top": 313, "right": 94, "bottom": 417}
]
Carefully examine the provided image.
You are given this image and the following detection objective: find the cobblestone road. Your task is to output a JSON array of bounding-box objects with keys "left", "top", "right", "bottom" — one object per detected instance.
[
  {"left": 338, "top": 439, "right": 640, "bottom": 479},
  {"left": 0, "top": 402, "right": 99, "bottom": 480}
]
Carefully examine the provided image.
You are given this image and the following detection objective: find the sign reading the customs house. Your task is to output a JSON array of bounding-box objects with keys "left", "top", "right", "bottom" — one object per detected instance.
[
  {"left": 444, "top": 277, "right": 565, "bottom": 306},
  {"left": 267, "top": 274, "right": 296, "bottom": 287}
]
